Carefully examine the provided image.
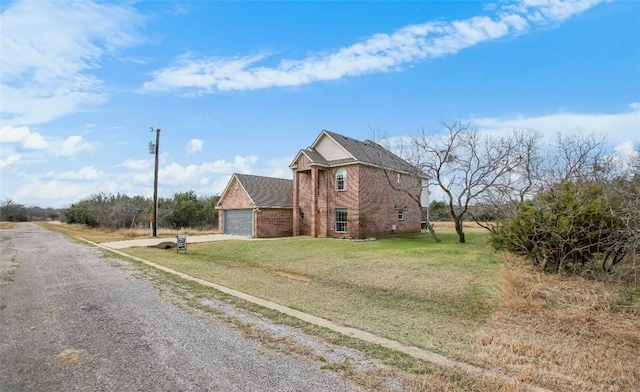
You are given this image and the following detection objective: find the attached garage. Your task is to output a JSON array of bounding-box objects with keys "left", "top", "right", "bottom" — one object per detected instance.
[
  {"left": 217, "top": 174, "right": 293, "bottom": 238},
  {"left": 223, "top": 209, "right": 253, "bottom": 236}
]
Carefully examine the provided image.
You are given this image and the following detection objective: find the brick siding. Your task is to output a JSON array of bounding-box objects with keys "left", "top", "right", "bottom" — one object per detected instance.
[
  {"left": 293, "top": 163, "right": 422, "bottom": 239},
  {"left": 256, "top": 208, "right": 293, "bottom": 238},
  {"left": 357, "top": 165, "right": 422, "bottom": 238}
]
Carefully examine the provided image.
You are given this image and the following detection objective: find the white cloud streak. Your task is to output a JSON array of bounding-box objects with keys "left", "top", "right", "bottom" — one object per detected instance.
[
  {"left": 53, "top": 136, "right": 94, "bottom": 157},
  {"left": 46, "top": 166, "right": 103, "bottom": 181},
  {"left": 117, "top": 159, "right": 150, "bottom": 171},
  {"left": 133, "top": 155, "right": 258, "bottom": 186},
  {"left": 0, "top": 125, "right": 94, "bottom": 159},
  {"left": 0, "top": 125, "right": 49, "bottom": 150},
  {"left": 0, "top": 0, "right": 143, "bottom": 125},
  {"left": 470, "top": 102, "right": 640, "bottom": 145},
  {"left": 0, "top": 153, "right": 22, "bottom": 169},
  {"left": 186, "top": 139, "right": 204, "bottom": 154},
  {"left": 142, "top": 0, "right": 606, "bottom": 94}
]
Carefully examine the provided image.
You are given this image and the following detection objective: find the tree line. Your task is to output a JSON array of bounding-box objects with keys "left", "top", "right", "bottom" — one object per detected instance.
[
  {"left": 63, "top": 191, "right": 219, "bottom": 230},
  {"left": 0, "top": 199, "right": 62, "bottom": 222}
]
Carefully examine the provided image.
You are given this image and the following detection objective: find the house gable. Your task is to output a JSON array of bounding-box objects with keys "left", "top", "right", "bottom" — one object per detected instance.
[
  {"left": 217, "top": 175, "right": 254, "bottom": 209},
  {"left": 313, "top": 132, "right": 353, "bottom": 162}
]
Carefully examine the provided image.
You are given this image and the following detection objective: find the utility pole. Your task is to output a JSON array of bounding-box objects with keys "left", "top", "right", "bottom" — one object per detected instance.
[{"left": 149, "top": 127, "right": 161, "bottom": 237}]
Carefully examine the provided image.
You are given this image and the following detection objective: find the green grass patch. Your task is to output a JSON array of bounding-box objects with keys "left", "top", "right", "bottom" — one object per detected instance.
[{"left": 123, "top": 230, "right": 501, "bottom": 353}]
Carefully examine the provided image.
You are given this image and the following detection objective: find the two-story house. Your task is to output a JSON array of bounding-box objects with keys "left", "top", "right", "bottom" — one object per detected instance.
[
  {"left": 290, "top": 130, "right": 426, "bottom": 238},
  {"left": 217, "top": 130, "right": 427, "bottom": 238}
]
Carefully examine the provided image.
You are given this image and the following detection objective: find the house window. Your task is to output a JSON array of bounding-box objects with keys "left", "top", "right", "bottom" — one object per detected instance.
[
  {"left": 335, "top": 168, "right": 347, "bottom": 191},
  {"left": 398, "top": 209, "right": 404, "bottom": 221},
  {"left": 397, "top": 173, "right": 401, "bottom": 184},
  {"left": 335, "top": 208, "right": 347, "bottom": 232}
]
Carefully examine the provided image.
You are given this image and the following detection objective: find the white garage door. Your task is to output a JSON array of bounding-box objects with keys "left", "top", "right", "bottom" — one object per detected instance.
[{"left": 224, "top": 209, "right": 253, "bottom": 236}]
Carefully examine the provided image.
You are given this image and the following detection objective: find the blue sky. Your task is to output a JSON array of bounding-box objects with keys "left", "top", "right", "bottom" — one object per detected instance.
[{"left": 1, "top": 0, "right": 639, "bottom": 208}]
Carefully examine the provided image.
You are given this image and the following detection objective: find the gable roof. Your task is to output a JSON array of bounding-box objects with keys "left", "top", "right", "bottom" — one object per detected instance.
[
  {"left": 291, "top": 130, "right": 426, "bottom": 177},
  {"left": 218, "top": 174, "right": 293, "bottom": 208}
]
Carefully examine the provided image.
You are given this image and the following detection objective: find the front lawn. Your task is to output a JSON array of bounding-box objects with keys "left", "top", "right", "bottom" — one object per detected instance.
[{"left": 123, "top": 230, "right": 501, "bottom": 353}]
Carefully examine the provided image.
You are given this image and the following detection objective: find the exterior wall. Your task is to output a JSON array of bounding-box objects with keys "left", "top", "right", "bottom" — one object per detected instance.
[
  {"left": 325, "top": 165, "right": 360, "bottom": 238},
  {"left": 217, "top": 176, "right": 254, "bottom": 233},
  {"left": 255, "top": 208, "right": 293, "bottom": 238},
  {"left": 357, "top": 165, "right": 422, "bottom": 238},
  {"left": 292, "top": 157, "right": 422, "bottom": 239}
]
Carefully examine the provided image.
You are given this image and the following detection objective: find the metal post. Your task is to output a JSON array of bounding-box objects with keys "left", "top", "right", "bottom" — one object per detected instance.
[{"left": 150, "top": 127, "right": 161, "bottom": 237}]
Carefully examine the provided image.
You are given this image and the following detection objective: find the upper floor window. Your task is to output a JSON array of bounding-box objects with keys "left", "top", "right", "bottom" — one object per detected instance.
[
  {"left": 398, "top": 209, "right": 404, "bottom": 221},
  {"left": 335, "top": 168, "right": 347, "bottom": 191}
]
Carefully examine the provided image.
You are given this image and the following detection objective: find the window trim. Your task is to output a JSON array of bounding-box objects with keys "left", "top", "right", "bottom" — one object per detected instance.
[
  {"left": 398, "top": 209, "right": 404, "bottom": 221},
  {"left": 335, "top": 207, "right": 348, "bottom": 233},
  {"left": 335, "top": 168, "right": 347, "bottom": 191}
]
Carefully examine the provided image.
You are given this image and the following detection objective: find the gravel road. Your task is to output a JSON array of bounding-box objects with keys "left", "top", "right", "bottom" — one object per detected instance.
[{"left": 0, "top": 223, "right": 354, "bottom": 391}]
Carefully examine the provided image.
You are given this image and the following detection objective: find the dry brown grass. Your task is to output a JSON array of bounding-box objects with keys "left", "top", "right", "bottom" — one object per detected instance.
[
  {"left": 431, "top": 221, "right": 491, "bottom": 230},
  {"left": 460, "top": 254, "right": 640, "bottom": 391},
  {"left": 39, "top": 222, "right": 217, "bottom": 243},
  {"left": 0, "top": 222, "right": 17, "bottom": 230}
]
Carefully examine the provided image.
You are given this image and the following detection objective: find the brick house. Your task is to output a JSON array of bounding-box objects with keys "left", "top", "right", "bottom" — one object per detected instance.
[
  {"left": 217, "top": 130, "right": 427, "bottom": 238},
  {"left": 216, "top": 174, "right": 293, "bottom": 237},
  {"left": 291, "top": 130, "right": 426, "bottom": 239}
]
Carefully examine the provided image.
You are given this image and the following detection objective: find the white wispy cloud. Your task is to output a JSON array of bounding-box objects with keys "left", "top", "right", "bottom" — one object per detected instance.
[
  {"left": 133, "top": 155, "right": 258, "bottom": 186},
  {"left": 185, "top": 138, "right": 204, "bottom": 154},
  {"left": 46, "top": 166, "right": 103, "bottom": 181},
  {"left": 142, "top": 0, "right": 605, "bottom": 94},
  {"left": 14, "top": 179, "right": 120, "bottom": 206},
  {"left": 0, "top": 125, "right": 96, "bottom": 160},
  {"left": 470, "top": 102, "right": 640, "bottom": 145},
  {"left": 0, "top": 0, "right": 143, "bottom": 125},
  {"left": 0, "top": 125, "right": 49, "bottom": 150},
  {"left": 53, "top": 136, "right": 94, "bottom": 157},
  {"left": 117, "top": 159, "right": 150, "bottom": 171},
  {"left": 0, "top": 153, "right": 22, "bottom": 169}
]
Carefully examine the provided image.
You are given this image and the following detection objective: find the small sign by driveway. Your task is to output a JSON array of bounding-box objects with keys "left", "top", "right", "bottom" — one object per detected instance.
[{"left": 176, "top": 235, "right": 187, "bottom": 253}]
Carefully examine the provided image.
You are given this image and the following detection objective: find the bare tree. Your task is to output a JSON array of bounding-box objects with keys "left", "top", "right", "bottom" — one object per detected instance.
[
  {"left": 542, "top": 133, "right": 614, "bottom": 187},
  {"left": 605, "top": 149, "right": 640, "bottom": 287},
  {"left": 409, "top": 120, "right": 534, "bottom": 243}
]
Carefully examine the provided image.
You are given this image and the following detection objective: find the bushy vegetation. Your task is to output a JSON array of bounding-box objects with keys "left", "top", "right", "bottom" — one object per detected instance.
[
  {"left": 490, "top": 181, "right": 624, "bottom": 273},
  {"left": 490, "top": 149, "right": 639, "bottom": 277},
  {"left": 65, "top": 191, "right": 219, "bottom": 230}
]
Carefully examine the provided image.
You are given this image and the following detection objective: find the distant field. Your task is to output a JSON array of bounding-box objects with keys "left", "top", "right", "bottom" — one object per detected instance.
[{"left": 431, "top": 221, "right": 488, "bottom": 229}]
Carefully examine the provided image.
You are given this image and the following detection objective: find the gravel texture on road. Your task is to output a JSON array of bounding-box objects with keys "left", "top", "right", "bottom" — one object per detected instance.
[{"left": 0, "top": 223, "right": 355, "bottom": 391}]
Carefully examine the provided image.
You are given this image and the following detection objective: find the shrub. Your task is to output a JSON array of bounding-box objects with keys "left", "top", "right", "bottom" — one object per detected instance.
[{"left": 490, "top": 182, "right": 623, "bottom": 273}]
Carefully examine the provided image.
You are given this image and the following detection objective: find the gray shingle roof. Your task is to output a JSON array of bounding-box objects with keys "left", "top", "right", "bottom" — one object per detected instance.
[
  {"left": 322, "top": 130, "right": 425, "bottom": 177},
  {"left": 301, "top": 148, "right": 328, "bottom": 166},
  {"left": 235, "top": 174, "right": 293, "bottom": 208}
]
